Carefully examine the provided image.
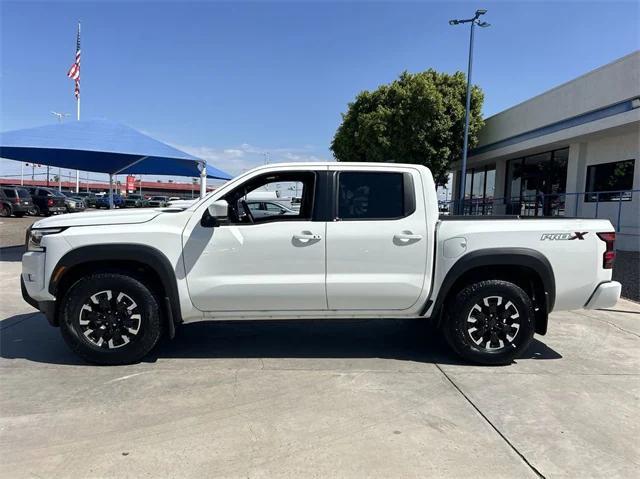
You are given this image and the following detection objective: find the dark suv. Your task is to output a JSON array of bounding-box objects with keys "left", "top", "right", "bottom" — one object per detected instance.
[
  {"left": 26, "top": 187, "right": 67, "bottom": 216},
  {"left": 0, "top": 186, "right": 34, "bottom": 217}
]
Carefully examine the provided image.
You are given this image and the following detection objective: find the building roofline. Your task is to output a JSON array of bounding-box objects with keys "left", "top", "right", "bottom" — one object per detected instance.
[
  {"left": 472, "top": 96, "right": 639, "bottom": 156},
  {"left": 483, "top": 50, "right": 640, "bottom": 121}
]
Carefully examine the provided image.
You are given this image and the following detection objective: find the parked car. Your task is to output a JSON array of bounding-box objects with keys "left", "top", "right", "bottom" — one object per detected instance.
[
  {"left": 124, "top": 194, "right": 149, "bottom": 208},
  {"left": 21, "top": 162, "right": 621, "bottom": 366},
  {"left": 0, "top": 186, "right": 34, "bottom": 217},
  {"left": 166, "top": 198, "right": 197, "bottom": 208},
  {"left": 290, "top": 196, "right": 302, "bottom": 211},
  {"left": 25, "top": 187, "right": 67, "bottom": 216},
  {"left": 60, "top": 191, "right": 86, "bottom": 213},
  {"left": 246, "top": 200, "right": 297, "bottom": 219},
  {"left": 147, "top": 196, "right": 169, "bottom": 207},
  {"left": 95, "top": 194, "right": 125, "bottom": 208},
  {"left": 75, "top": 192, "right": 98, "bottom": 208},
  {"left": 168, "top": 197, "right": 181, "bottom": 202}
]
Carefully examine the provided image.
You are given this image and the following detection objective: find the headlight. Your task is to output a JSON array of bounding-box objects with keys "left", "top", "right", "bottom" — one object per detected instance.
[{"left": 27, "top": 227, "right": 66, "bottom": 252}]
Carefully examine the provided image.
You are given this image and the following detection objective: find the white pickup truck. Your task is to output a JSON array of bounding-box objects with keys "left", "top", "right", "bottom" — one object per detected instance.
[{"left": 21, "top": 163, "right": 621, "bottom": 365}]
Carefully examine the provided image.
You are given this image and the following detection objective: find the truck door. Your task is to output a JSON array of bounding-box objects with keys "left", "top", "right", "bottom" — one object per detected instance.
[
  {"left": 182, "top": 168, "right": 328, "bottom": 312},
  {"left": 326, "top": 167, "right": 429, "bottom": 310}
]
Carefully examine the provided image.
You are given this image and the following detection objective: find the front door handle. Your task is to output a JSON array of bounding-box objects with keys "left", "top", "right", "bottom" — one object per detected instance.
[
  {"left": 293, "top": 232, "right": 322, "bottom": 241},
  {"left": 393, "top": 232, "right": 423, "bottom": 243}
]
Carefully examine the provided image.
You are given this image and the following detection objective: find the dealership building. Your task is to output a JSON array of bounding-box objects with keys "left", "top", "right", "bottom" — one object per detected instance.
[{"left": 451, "top": 51, "right": 639, "bottom": 251}]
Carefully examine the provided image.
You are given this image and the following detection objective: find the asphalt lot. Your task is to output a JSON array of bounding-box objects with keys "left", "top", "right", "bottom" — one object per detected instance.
[
  {"left": 0, "top": 215, "right": 36, "bottom": 248},
  {"left": 1, "top": 245, "right": 639, "bottom": 478}
]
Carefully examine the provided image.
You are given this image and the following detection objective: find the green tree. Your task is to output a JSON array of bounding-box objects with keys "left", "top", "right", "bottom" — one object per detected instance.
[{"left": 331, "top": 69, "right": 484, "bottom": 185}]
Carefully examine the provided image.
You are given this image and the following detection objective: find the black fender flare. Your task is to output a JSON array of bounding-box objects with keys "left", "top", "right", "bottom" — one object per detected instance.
[
  {"left": 50, "top": 244, "right": 182, "bottom": 334},
  {"left": 429, "top": 247, "right": 555, "bottom": 334}
]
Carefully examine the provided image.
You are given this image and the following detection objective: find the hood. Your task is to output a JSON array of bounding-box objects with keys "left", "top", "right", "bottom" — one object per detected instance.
[{"left": 32, "top": 208, "right": 173, "bottom": 228}]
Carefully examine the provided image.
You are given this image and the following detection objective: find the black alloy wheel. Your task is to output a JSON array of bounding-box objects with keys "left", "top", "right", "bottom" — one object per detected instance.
[
  {"left": 60, "top": 273, "right": 163, "bottom": 365},
  {"left": 443, "top": 280, "right": 535, "bottom": 365},
  {"left": 77, "top": 289, "right": 143, "bottom": 350},
  {"left": 465, "top": 295, "right": 522, "bottom": 351}
]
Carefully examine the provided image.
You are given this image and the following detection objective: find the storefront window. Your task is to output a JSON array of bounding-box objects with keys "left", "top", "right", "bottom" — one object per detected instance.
[
  {"left": 485, "top": 169, "right": 496, "bottom": 199},
  {"left": 459, "top": 165, "right": 496, "bottom": 214},
  {"left": 472, "top": 169, "right": 485, "bottom": 199},
  {"left": 505, "top": 147, "right": 569, "bottom": 216},
  {"left": 585, "top": 159, "right": 635, "bottom": 202}
]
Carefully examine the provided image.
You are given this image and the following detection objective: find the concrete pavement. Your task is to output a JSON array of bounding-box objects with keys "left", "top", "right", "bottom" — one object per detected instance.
[{"left": 1, "top": 245, "right": 639, "bottom": 478}]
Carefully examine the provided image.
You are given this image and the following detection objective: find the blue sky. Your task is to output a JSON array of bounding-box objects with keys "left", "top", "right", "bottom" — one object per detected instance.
[{"left": 1, "top": 0, "right": 638, "bottom": 184}]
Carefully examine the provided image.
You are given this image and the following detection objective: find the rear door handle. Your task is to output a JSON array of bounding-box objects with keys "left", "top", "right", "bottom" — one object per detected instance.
[
  {"left": 394, "top": 232, "right": 423, "bottom": 242},
  {"left": 293, "top": 232, "right": 322, "bottom": 241}
]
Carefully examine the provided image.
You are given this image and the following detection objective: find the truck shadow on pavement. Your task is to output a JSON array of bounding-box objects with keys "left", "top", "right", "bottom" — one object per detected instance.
[
  {"left": 0, "top": 313, "right": 562, "bottom": 366},
  {"left": 0, "top": 245, "right": 25, "bottom": 262}
]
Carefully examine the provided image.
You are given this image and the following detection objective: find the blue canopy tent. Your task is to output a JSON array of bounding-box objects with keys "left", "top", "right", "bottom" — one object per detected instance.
[{"left": 0, "top": 119, "right": 232, "bottom": 207}]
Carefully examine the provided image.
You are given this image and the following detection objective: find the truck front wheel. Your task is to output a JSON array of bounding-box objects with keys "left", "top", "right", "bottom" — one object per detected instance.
[
  {"left": 443, "top": 280, "right": 535, "bottom": 365},
  {"left": 60, "top": 273, "right": 163, "bottom": 365}
]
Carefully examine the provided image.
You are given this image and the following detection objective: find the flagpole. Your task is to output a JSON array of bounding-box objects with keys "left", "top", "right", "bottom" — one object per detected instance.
[{"left": 75, "top": 21, "right": 81, "bottom": 192}]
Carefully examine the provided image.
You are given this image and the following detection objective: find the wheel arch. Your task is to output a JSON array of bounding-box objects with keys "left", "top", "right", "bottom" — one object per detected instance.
[
  {"left": 49, "top": 244, "right": 181, "bottom": 335},
  {"left": 431, "top": 248, "right": 555, "bottom": 335}
]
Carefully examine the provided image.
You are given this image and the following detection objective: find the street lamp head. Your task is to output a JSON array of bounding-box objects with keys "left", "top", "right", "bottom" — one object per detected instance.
[
  {"left": 477, "top": 21, "right": 490, "bottom": 27},
  {"left": 475, "top": 9, "right": 487, "bottom": 16},
  {"left": 449, "top": 19, "right": 459, "bottom": 25}
]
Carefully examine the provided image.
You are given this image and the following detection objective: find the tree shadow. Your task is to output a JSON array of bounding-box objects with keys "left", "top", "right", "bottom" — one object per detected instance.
[{"left": 0, "top": 313, "right": 562, "bottom": 367}]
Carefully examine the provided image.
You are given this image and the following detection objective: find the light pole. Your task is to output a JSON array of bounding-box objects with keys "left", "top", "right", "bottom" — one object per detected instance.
[
  {"left": 51, "top": 111, "right": 70, "bottom": 191},
  {"left": 449, "top": 9, "right": 490, "bottom": 214}
]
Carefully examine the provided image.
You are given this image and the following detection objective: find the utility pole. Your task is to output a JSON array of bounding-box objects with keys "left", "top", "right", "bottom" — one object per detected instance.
[{"left": 449, "top": 9, "right": 490, "bottom": 214}]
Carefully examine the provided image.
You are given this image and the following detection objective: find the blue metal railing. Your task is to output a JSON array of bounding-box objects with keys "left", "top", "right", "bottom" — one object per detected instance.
[{"left": 438, "top": 189, "right": 639, "bottom": 233}]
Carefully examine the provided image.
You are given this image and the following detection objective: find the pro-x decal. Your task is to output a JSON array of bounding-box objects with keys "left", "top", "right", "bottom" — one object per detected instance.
[{"left": 540, "top": 232, "right": 588, "bottom": 241}]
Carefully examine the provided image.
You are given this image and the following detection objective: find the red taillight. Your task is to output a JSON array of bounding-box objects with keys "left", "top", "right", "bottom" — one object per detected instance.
[
  {"left": 597, "top": 232, "right": 616, "bottom": 269},
  {"left": 47, "top": 198, "right": 54, "bottom": 207},
  {"left": 11, "top": 197, "right": 20, "bottom": 204}
]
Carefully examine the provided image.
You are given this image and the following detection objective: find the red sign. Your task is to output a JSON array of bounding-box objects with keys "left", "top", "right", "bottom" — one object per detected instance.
[{"left": 126, "top": 175, "right": 136, "bottom": 193}]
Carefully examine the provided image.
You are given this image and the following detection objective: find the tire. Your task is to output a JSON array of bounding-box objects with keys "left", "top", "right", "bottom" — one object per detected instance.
[
  {"left": 60, "top": 273, "right": 163, "bottom": 365},
  {"left": 442, "top": 280, "right": 535, "bottom": 365},
  {"left": 30, "top": 206, "right": 40, "bottom": 216},
  {"left": 0, "top": 204, "right": 11, "bottom": 217}
]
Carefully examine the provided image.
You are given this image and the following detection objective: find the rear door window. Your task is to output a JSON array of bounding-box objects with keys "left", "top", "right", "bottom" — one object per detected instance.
[{"left": 336, "top": 172, "right": 413, "bottom": 220}]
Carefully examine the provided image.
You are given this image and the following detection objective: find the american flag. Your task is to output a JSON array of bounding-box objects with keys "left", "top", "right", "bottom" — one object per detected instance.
[{"left": 67, "top": 23, "right": 81, "bottom": 99}]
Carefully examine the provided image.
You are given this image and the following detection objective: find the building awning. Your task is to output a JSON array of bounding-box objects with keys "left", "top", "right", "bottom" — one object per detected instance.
[{"left": 0, "top": 119, "right": 232, "bottom": 180}]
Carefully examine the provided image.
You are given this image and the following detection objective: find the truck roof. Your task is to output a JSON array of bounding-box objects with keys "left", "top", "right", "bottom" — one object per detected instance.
[{"left": 246, "top": 161, "right": 430, "bottom": 171}]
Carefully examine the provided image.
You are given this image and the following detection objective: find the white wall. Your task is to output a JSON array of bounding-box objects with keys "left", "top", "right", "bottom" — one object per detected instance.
[{"left": 571, "top": 129, "right": 640, "bottom": 251}]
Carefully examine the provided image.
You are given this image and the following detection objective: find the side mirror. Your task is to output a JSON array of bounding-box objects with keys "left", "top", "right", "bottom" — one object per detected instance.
[
  {"left": 201, "top": 200, "right": 228, "bottom": 227},
  {"left": 208, "top": 200, "right": 228, "bottom": 218}
]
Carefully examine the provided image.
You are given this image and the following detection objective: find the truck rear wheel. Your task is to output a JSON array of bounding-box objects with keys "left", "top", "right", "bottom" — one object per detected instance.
[
  {"left": 443, "top": 280, "right": 535, "bottom": 365},
  {"left": 60, "top": 273, "right": 162, "bottom": 365}
]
